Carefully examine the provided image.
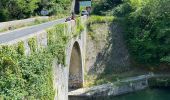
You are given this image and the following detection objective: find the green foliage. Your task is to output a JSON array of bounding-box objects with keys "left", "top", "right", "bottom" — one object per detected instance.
[
  {"left": 37, "top": 0, "right": 71, "bottom": 15},
  {"left": 125, "top": 0, "right": 170, "bottom": 65},
  {"left": 74, "top": 18, "right": 84, "bottom": 37},
  {"left": 0, "top": 0, "right": 71, "bottom": 22},
  {"left": 0, "top": 23, "right": 68, "bottom": 99},
  {"left": 93, "top": 0, "right": 170, "bottom": 67},
  {"left": 87, "top": 15, "right": 115, "bottom": 40},
  {"left": 28, "top": 37, "right": 37, "bottom": 53},
  {"left": 17, "top": 41, "right": 25, "bottom": 56},
  {"left": 161, "top": 56, "right": 170, "bottom": 63},
  {"left": 0, "top": 15, "right": 85, "bottom": 99},
  {"left": 47, "top": 23, "right": 69, "bottom": 65},
  {"left": 92, "top": 0, "right": 131, "bottom": 16},
  {"left": 92, "top": 0, "right": 123, "bottom": 15},
  {"left": 0, "top": 9, "right": 10, "bottom": 22},
  {"left": 0, "top": 0, "right": 40, "bottom": 20},
  {"left": 0, "top": 45, "right": 27, "bottom": 99},
  {"left": 0, "top": 40, "right": 55, "bottom": 99},
  {"left": 88, "top": 15, "right": 115, "bottom": 24},
  {"left": 112, "top": 2, "right": 131, "bottom": 17}
]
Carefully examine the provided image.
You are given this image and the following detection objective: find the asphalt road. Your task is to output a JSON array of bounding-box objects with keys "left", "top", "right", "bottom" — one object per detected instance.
[{"left": 0, "top": 18, "right": 66, "bottom": 44}]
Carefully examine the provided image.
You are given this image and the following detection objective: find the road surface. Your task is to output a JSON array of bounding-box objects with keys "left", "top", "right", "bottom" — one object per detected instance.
[{"left": 0, "top": 18, "right": 66, "bottom": 44}]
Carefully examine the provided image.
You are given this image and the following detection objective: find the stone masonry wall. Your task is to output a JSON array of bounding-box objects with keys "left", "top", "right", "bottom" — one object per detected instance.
[{"left": 0, "top": 16, "right": 87, "bottom": 100}]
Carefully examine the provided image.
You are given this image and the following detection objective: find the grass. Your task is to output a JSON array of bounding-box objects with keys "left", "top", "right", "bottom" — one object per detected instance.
[
  {"left": 87, "top": 15, "right": 116, "bottom": 41},
  {"left": 87, "top": 15, "right": 116, "bottom": 24}
]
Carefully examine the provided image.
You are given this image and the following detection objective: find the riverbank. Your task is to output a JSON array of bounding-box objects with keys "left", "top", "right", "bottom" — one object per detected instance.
[
  {"left": 72, "top": 88, "right": 170, "bottom": 100},
  {"left": 69, "top": 74, "right": 170, "bottom": 99}
]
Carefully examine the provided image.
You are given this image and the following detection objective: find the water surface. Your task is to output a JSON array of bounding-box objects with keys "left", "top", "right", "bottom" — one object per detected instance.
[{"left": 69, "top": 88, "right": 170, "bottom": 100}]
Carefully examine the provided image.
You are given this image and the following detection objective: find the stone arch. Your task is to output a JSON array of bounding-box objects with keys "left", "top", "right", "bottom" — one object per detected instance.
[{"left": 68, "top": 41, "right": 83, "bottom": 90}]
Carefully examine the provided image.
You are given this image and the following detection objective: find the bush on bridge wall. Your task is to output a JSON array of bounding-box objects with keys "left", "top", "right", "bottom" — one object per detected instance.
[
  {"left": 0, "top": 18, "right": 85, "bottom": 99},
  {"left": 74, "top": 18, "right": 85, "bottom": 37},
  {"left": 0, "top": 38, "right": 55, "bottom": 99},
  {"left": 0, "top": 24, "right": 67, "bottom": 99}
]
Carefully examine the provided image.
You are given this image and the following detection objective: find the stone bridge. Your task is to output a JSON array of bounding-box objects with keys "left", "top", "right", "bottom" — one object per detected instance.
[
  {"left": 53, "top": 17, "right": 87, "bottom": 100},
  {"left": 0, "top": 16, "right": 87, "bottom": 100}
]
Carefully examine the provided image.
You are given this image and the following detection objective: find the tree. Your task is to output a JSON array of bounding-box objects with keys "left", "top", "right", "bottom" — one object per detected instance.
[
  {"left": 92, "top": 0, "right": 123, "bottom": 15},
  {"left": 126, "top": 0, "right": 170, "bottom": 65},
  {"left": 0, "top": 0, "right": 40, "bottom": 21},
  {"left": 35, "top": 0, "right": 71, "bottom": 15}
]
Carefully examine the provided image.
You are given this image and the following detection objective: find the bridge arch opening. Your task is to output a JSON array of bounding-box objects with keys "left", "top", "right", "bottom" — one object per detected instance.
[{"left": 69, "top": 41, "right": 83, "bottom": 90}]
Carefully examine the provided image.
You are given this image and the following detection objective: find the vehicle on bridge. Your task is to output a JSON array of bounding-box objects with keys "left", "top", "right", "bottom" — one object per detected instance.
[
  {"left": 65, "top": 12, "right": 76, "bottom": 22},
  {"left": 65, "top": 17, "right": 72, "bottom": 22},
  {"left": 81, "top": 10, "right": 89, "bottom": 16}
]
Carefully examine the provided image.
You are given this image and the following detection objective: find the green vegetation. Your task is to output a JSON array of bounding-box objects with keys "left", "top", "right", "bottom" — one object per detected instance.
[
  {"left": 92, "top": 0, "right": 122, "bottom": 15},
  {"left": 37, "top": 0, "right": 71, "bottom": 15},
  {"left": 87, "top": 15, "right": 115, "bottom": 24},
  {"left": 125, "top": 0, "right": 170, "bottom": 66},
  {"left": 85, "top": 0, "right": 170, "bottom": 87},
  {"left": 87, "top": 15, "right": 115, "bottom": 40},
  {"left": 47, "top": 24, "right": 69, "bottom": 65},
  {"left": 74, "top": 18, "right": 85, "bottom": 37},
  {"left": 0, "top": 0, "right": 40, "bottom": 21},
  {"left": 93, "top": 0, "right": 170, "bottom": 67},
  {"left": 0, "top": 0, "right": 71, "bottom": 22},
  {"left": 0, "top": 17, "right": 85, "bottom": 99}
]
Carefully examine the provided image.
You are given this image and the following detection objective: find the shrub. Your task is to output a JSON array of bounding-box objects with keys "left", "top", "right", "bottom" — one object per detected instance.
[
  {"left": 125, "top": 0, "right": 170, "bottom": 65},
  {"left": 0, "top": 9, "right": 10, "bottom": 22}
]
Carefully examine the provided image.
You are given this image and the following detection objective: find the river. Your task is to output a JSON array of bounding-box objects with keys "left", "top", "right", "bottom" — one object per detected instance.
[{"left": 69, "top": 88, "right": 170, "bottom": 100}]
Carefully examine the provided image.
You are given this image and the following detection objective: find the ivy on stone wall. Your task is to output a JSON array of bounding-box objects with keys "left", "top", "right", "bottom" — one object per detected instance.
[
  {"left": 75, "top": 18, "right": 84, "bottom": 37},
  {"left": 0, "top": 18, "right": 85, "bottom": 99},
  {"left": 28, "top": 37, "right": 37, "bottom": 53},
  {"left": 47, "top": 23, "right": 69, "bottom": 65}
]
